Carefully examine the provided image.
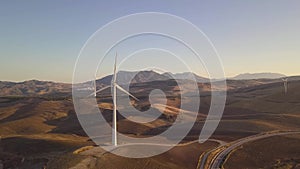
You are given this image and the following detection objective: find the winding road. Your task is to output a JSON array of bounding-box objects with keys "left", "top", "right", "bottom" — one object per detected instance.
[{"left": 203, "top": 131, "right": 300, "bottom": 169}]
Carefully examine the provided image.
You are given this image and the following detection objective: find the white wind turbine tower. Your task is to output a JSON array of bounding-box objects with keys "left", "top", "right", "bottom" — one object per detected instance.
[
  {"left": 93, "top": 74, "right": 97, "bottom": 97},
  {"left": 91, "top": 53, "right": 139, "bottom": 146},
  {"left": 282, "top": 77, "right": 288, "bottom": 95}
]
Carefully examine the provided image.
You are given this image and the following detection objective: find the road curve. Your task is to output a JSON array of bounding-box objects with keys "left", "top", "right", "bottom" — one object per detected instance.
[
  {"left": 197, "top": 139, "right": 227, "bottom": 169},
  {"left": 209, "top": 131, "right": 300, "bottom": 169}
]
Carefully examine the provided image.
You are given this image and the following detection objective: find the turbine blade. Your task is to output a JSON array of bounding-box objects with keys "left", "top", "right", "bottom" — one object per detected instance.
[
  {"left": 116, "top": 84, "right": 139, "bottom": 101},
  {"left": 88, "top": 86, "right": 110, "bottom": 97},
  {"left": 113, "top": 52, "right": 117, "bottom": 83}
]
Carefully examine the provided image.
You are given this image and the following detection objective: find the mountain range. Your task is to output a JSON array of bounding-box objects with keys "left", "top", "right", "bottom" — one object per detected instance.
[
  {"left": 231, "top": 73, "right": 286, "bottom": 80},
  {"left": 0, "top": 71, "right": 296, "bottom": 97}
]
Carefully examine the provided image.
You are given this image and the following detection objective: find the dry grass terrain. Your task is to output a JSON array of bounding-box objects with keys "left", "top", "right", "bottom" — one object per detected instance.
[{"left": 0, "top": 77, "right": 299, "bottom": 168}]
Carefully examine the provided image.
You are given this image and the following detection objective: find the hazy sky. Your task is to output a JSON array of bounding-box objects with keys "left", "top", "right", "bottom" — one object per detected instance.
[{"left": 1, "top": 0, "right": 299, "bottom": 82}]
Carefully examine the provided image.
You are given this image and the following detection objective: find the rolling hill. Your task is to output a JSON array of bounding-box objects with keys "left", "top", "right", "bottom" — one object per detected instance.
[{"left": 0, "top": 73, "right": 300, "bottom": 168}]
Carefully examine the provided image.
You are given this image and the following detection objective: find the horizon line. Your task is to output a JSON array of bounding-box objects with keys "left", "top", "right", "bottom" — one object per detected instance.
[{"left": 0, "top": 70, "right": 297, "bottom": 84}]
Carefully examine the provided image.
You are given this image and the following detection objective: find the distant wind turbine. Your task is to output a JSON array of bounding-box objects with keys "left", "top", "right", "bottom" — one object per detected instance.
[
  {"left": 90, "top": 52, "right": 139, "bottom": 146},
  {"left": 282, "top": 78, "right": 288, "bottom": 95},
  {"left": 93, "top": 74, "right": 97, "bottom": 97}
]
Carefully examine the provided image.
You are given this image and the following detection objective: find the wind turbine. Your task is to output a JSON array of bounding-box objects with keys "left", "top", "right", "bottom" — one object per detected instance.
[
  {"left": 282, "top": 78, "right": 288, "bottom": 95},
  {"left": 93, "top": 74, "right": 97, "bottom": 97},
  {"left": 90, "top": 53, "right": 139, "bottom": 146}
]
